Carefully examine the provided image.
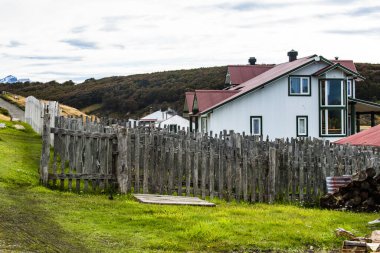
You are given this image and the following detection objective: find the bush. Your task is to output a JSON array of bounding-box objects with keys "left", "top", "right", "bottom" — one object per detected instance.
[{"left": 0, "top": 107, "right": 10, "bottom": 116}]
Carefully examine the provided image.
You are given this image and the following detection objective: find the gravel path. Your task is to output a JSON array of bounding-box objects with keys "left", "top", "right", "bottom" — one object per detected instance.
[{"left": 0, "top": 98, "right": 24, "bottom": 121}]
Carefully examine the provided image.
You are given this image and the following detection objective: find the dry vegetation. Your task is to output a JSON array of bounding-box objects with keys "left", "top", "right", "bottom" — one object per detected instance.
[
  {"left": 0, "top": 114, "right": 10, "bottom": 121},
  {"left": 2, "top": 92, "right": 88, "bottom": 118}
]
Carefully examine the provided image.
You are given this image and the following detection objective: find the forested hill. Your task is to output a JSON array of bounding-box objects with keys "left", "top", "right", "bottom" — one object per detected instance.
[
  {"left": 1, "top": 67, "right": 227, "bottom": 118},
  {"left": 355, "top": 63, "right": 380, "bottom": 101},
  {"left": 1, "top": 63, "right": 380, "bottom": 118}
]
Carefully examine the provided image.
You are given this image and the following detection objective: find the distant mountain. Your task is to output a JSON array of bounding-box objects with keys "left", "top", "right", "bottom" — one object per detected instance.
[
  {"left": 0, "top": 75, "right": 30, "bottom": 84},
  {"left": 1, "top": 64, "right": 379, "bottom": 119}
]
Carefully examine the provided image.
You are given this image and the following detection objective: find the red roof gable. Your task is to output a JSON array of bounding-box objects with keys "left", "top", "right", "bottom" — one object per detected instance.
[
  {"left": 198, "top": 56, "right": 316, "bottom": 114},
  {"left": 193, "top": 90, "right": 239, "bottom": 113},
  {"left": 227, "top": 65, "right": 274, "bottom": 85},
  {"left": 331, "top": 60, "right": 358, "bottom": 73},
  {"left": 335, "top": 124, "right": 380, "bottom": 147},
  {"left": 184, "top": 92, "right": 195, "bottom": 112}
]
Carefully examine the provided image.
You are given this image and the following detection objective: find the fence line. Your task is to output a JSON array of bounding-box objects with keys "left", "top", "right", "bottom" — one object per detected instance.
[
  {"left": 40, "top": 115, "right": 380, "bottom": 204},
  {"left": 25, "top": 96, "right": 59, "bottom": 145}
]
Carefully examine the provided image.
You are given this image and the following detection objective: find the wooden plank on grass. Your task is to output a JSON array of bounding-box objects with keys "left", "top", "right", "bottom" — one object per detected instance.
[{"left": 133, "top": 194, "right": 215, "bottom": 207}]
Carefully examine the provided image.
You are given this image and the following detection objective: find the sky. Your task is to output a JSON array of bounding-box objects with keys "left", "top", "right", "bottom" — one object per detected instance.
[{"left": 0, "top": 0, "right": 379, "bottom": 83}]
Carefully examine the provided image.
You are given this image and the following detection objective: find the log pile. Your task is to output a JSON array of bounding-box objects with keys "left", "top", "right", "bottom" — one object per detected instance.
[{"left": 320, "top": 168, "right": 380, "bottom": 212}]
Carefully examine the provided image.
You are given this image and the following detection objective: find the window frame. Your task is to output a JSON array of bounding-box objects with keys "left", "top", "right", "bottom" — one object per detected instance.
[
  {"left": 319, "top": 78, "right": 347, "bottom": 137},
  {"left": 250, "top": 116, "right": 262, "bottom": 136},
  {"left": 200, "top": 116, "right": 208, "bottom": 133},
  {"left": 347, "top": 79, "right": 353, "bottom": 97},
  {"left": 296, "top": 116, "right": 308, "bottom": 137},
  {"left": 288, "top": 75, "right": 311, "bottom": 96}
]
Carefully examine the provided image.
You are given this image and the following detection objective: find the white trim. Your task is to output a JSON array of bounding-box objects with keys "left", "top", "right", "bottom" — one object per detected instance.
[
  {"left": 289, "top": 76, "right": 310, "bottom": 95},
  {"left": 297, "top": 117, "right": 307, "bottom": 136}
]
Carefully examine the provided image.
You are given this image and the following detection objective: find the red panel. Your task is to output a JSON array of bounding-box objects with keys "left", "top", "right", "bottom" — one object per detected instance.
[
  {"left": 335, "top": 124, "right": 380, "bottom": 147},
  {"left": 331, "top": 60, "right": 358, "bottom": 73},
  {"left": 185, "top": 92, "right": 195, "bottom": 112},
  {"left": 228, "top": 65, "right": 274, "bottom": 85},
  {"left": 194, "top": 90, "right": 239, "bottom": 113}
]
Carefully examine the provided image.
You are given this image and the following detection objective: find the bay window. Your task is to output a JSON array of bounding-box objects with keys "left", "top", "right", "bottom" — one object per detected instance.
[{"left": 319, "top": 79, "right": 346, "bottom": 136}]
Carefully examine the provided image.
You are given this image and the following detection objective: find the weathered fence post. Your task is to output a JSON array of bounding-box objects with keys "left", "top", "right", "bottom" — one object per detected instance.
[
  {"left": 116, "top": 128, "right": 128, "bottom": 193},
  {"left": 268, "top": 147, "right": 277, "bottom": 204},
  {"left": 40, "top": 107, "right": 51, "bottom": 186}
]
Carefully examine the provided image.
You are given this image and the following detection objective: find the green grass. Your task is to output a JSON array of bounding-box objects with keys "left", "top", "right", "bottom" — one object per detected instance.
[{"left": 0, "top": 120, "right": 378, "bottom": 252}]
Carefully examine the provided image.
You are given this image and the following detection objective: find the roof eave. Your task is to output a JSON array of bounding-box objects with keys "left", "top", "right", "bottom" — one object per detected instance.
[{"left": 200, "top": 58, "right": 316, "bottom": 115}]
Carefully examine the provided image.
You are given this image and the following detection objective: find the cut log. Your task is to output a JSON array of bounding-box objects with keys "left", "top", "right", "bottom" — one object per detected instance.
[{"left": 321, "top": 168, "right": 380, "bottom": 212}]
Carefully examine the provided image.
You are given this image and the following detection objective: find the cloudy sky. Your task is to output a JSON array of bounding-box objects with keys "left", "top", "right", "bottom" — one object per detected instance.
[{"left": 0, "top": 0, "right": 379, "bottom": 83}]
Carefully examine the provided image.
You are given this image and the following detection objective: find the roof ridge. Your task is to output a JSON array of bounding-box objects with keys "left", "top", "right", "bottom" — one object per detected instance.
[
  {"left": 195, "top": 89, "right": 239, "bottom": 93},
  {"left": 228, "top": 64, "right": 275, "bottom": 67}
]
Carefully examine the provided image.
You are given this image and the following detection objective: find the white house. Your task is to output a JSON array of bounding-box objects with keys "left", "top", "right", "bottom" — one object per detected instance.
[
  {"left": 139, "top": 108, "right": 176, "bottom": 126},
  {"left": 184, "top": 50, "right": 380, "bottom": 140},
  {"left": 156, "top": 115, "right": 191, "bottom": 132},
  {"left": 139, "top": 108, "right": 190, "bottom": 132}
]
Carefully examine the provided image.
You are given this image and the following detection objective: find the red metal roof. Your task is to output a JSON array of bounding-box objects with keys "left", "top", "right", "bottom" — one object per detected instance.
[
  {"left": 200, "top": 55, "right": 316, "bottom": 114},
  {"left": 184, "top": 91, "right": 195, "bottom": 112},
  {"left": 335, "top": 124, "right": 380, "bottom": 147},
  {"left": 194, "top": 90, "right": 239, "bottom": 113},
  {"left": 312, "top": 64, "right": 338, "bottom": 76},
  {"left": 227, "top": 65, "right": 274, "bottom": 85},
  {"left": 331, "top": 60, "right": 358, "bottom": 73}
]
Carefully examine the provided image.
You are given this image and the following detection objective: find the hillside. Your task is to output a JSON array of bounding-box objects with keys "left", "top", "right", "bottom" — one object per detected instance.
[
  {"left": 355, "top": 63, "right": 380, "bottom": 102},
  {"left": 1, "top": 63, "right": 379, "bottom": 119},
  {"left": 0, "top": 67, "right": 226, "bottom": 118}
]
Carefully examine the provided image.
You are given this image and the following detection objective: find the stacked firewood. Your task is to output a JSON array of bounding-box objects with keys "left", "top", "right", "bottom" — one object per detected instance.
[{"left": 320, "top": 168, "right": 380, "bottom": 212}]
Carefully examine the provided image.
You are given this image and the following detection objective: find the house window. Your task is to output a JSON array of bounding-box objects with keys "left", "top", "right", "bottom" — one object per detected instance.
[
  {"left": 347, "top": 79, "right": 352, "bottom": 97},
  {"left": 289, "top": 76, "right": 311, "bottom": 96},
  {"left": 201, "top": 117, "right": 207, "bottom": 133},
  {"left": 320, "top": 79, "right": 344, "bottom": 106},
  {"left": 296, "top": 116, "right": 308, "bottom": 137},
  {"left": 250, "top": 116, "right": 262, "bottom": 136},
  {"left": 319, "top": 79, "right": 346, "bottom": 136},
  {"left": 169, "top": 124, "right": 178, "bottom": 133}
]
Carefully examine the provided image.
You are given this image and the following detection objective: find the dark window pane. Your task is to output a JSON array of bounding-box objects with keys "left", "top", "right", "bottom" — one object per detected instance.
[
  {"left": 321, "top": 80, "right": 326, "bottom": 105},
  {"left": 290, "top": 78, "right": 300, "bottom": 94},
  {"left": 328, "top": 109, "right": 342, "bottom": 134},
  {"left": 302, "top": 78, "right": 309, "bottom": 93},
  {"left": 253, "top": 119, "right": 260, "bottom": 134},
  {"left": 321, "top": 110, "right": 326, "bottom": 134},
  {"left": 328, "top": 80, "right": 342, "bottom": 105},
  {"left": 347, "top": 80, "right": 351, "bottom": 96}
]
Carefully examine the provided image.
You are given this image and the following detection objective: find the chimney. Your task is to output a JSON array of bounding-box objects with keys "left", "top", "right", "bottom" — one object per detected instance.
[
  {"left": 335, "top": 56, "right": 339, "bottom": 60},
  {"left": 287, "top": 50, "right": 298, "bottom": 62},
  {"left": 248, "top": 57, "right": 256, "bottom": 65}
]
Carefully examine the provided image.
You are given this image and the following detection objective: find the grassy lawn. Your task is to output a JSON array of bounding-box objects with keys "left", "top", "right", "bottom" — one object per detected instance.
[{"left": 0, "top": 119, "right": 378, "bottom": 252}]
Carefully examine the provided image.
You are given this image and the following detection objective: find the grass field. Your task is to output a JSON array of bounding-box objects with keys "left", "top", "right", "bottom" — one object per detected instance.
[{"left": 0, "top": 119, "right": 378, "bottom": 252}]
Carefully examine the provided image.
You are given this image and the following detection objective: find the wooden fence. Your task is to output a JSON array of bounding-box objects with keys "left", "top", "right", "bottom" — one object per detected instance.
[{"left": 40, "top": 115, "right": 380, "bottom": 204}]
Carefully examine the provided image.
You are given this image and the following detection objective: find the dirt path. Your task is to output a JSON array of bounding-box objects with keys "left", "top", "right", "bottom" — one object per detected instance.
[
  {"left": 0, "top": 187, "right": 89, "bottom": 252},
  {"left": 0, "top": 97, "right": 24, "bottom": 121}
]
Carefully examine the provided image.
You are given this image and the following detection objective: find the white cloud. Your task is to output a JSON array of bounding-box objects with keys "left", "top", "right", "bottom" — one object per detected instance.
[{"left": 0, "top": 0, "right": 379, "bottom": 82}]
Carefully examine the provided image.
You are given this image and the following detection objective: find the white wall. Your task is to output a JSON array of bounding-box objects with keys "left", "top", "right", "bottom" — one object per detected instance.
[
  {"left": 206, "top": 61, "right": 347, "bottom": 140},
  {"left": 25, "top": 96, "right": 59, "bottom": 145}
]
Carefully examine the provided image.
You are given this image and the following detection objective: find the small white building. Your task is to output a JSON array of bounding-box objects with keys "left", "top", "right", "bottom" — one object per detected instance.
[
  {"left": 139, "top": 108, "right": 191, "bottom": 132},
  {"left": 139, "top": 108, "right": 176, "bottom": 126},
  {"left": 156, "top": 115, "right": 191, "bottom": 132},
  {"left": 184, "top": 50, "right": 380, "bottom": 141}
]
